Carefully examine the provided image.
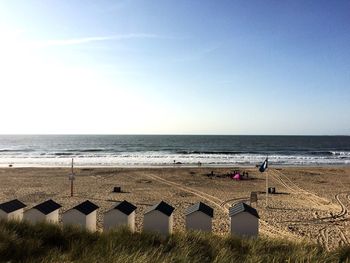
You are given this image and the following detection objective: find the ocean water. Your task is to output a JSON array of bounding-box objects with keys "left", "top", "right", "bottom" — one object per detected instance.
[{"left": 0, "top": 135, "right": 349, "bottom": 167}]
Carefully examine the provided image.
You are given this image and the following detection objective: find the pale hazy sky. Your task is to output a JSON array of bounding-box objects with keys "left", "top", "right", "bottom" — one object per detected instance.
[{"left": 0, "top": 0, "right": 349, "bottom": 135}]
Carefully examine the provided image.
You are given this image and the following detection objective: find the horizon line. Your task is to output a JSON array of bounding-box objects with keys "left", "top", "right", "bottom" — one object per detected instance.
[{"left": 0, "top": 134, "right": 348, "bottom": 136}]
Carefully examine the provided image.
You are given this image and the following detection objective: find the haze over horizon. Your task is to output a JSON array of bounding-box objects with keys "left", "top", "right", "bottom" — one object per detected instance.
[{"left": 0, "top": 1, "right": 349, "bottom": 135}]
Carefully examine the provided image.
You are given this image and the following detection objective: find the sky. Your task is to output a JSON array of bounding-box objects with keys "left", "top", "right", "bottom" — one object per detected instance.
[{"left": 0, "top": 0, "right": 349, "bottom": 135}]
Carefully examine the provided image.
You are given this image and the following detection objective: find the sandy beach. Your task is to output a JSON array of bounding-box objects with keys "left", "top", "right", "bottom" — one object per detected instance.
[{"left": 1, "top": 166, "right": 350, "bottom": 250}]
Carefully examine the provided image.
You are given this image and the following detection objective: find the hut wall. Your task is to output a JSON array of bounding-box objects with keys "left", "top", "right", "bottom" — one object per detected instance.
[
  {"left": 24, "top": 209, "right": 59, "bottom": 224},
  {"left": 230, "top": 212, "right": 258, "bottom": 237},
  {"left": 104, "top": 210, "right": 135, "bottom": 232},
  {"left": 86, "top": 211, "right": 97, "bottom": 231},
  {"left": 0, "top": 210, "right": 6, "bottom": 220},
  {"left": 7, "top": 208, "right": 24, "bottom": 221},
  {"left": 144, "top": 210, "right": 173, "bottom": 235},
  {"left": 63, "top": 210, "right": 97, "bottom": 231},
  {"left": 63, "top": 210, "right": 86, "bottom": 228},
  {"left": 24, "top": 209, "right": 46, "bottom": 224},
  {"left": 186, "top": 211, "right": 212, "bottom": 232},
  {"left": 45, "top": 210, "right": 59, "bottom": 223}
]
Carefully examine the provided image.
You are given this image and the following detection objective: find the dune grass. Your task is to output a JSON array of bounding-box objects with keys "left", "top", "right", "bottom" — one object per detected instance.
[{"left": 0, "top": 220, "right": 349, "bottom": 263}]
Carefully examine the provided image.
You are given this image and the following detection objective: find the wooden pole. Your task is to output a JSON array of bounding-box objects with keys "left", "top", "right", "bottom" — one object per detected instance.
[
  {"left": 70, "top": 158, "right": 74, "bottom": 197},
  {"left": 266, "top": 169, "right": 268, "bottom": 208}
]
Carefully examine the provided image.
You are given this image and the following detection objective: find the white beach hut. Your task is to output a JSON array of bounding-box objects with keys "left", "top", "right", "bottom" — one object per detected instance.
[
  {"left": 62, "top": 200, "right": 99, "bottom": 231},
  {"left": 144, "top": 201, "right": 174, "bottom": 235},
  {"left": 185, "top": 202, "right": 213, "bottom": 232},
  {"left": 24, "top": 199, "right": 61, "bottom": 224},
  {"left": 104, "top": 200, "right": 137, "bottom": 232},
  {"left": 229, "top": 202, "right": 259, "bottom": 237},
  {"left": 0, "top": 199, "right": 26, "bottom": 221}
]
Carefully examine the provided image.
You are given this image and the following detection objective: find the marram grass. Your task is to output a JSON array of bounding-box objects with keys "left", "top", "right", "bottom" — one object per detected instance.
[{"left": 0, "top": 220, "right": 349, "bottom": 263}]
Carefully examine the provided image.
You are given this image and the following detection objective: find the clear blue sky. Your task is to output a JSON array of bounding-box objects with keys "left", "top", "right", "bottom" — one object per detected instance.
[{"left": 0, "top": 0, "right": 349, "bottom": 135}]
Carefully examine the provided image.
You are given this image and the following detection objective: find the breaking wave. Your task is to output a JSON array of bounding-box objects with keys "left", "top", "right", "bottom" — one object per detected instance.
[{"left": 1, "top": 135, "right": 350, "bottom": 167}]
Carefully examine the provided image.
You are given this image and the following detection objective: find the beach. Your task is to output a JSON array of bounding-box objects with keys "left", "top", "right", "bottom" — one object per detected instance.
[{"left": 1, "top": 166, "right": 349, "bottom": 250}]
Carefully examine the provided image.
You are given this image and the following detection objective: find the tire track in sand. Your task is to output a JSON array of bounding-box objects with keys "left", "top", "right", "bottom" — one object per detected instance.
[
  {"left": 333, "top": 194, "right": 350, "bottom": 246},
  {"left": 319, "top": 226, "right": 329, "bottom": 251},
  {"left": 338, "top": 226, "right": 350, "bottom": 246},
  {"left": 302, "top": 193, "right": 350, "bottom": 249},
  {"left": 270, "top": 170, "right": 332, "bottom": 208},
  {"left": 269, "top": 171, "right": 327, "bottom": 211},
  {"left": 317, "top": 193, "right": 349, "bottom": 249},
  {"left": 269, "top": 169, "right": 342, "bottom": 249},
  {"left": 335, "top": 193, "right": 348, "bottom": 219},
  {"left": 269, "top": 171, "right": 297, "bottom": 193},
  {"left": 262, "top": 170, "right": 350, "bottom": 249},
  {"left": 143, "top": 172, "right": 227, "bottom": 211},
  {"left": 273, "top": 169, "right": 334, "bottom": 208},
  {"left": 142, "top": 172, "right": 298, "bottom": 240}
]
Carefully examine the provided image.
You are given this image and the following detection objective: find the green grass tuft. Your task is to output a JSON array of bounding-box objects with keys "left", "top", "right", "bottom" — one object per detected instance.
[{"left": 0, "top": 220, "right": 349, "bottom": 262}]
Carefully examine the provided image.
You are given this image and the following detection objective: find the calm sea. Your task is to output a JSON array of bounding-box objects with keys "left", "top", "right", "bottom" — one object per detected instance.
[{"left": 0, "top": 135, "right": 349, "bottom": 167}]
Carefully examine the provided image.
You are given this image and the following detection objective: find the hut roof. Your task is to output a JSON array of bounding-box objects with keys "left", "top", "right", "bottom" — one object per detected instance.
[
  {"left": 145, "top": 201, "right": 174, "bottom": 216},
  {"left": 114, "top": 200, "right": 137, "bottom": 215},
  {"left": 229, "top": 202, "right": 259, "bottom": 218},
  {"left": 72, "top": 200, "right": 99, "bottom": 215},
  {"left": 33, "top": 199, "right": 62, "bottom": 215},
  {"left": 185, "top": 202, "right": 213, "bottom": 217},
  {"left": 0, "top": 199, "right": 26, "bottom": 213}
]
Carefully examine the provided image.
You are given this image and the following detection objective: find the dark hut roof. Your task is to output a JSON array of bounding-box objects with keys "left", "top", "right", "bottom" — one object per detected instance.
[
  {"left": 0, "top": 199, "right": 26, "bottom": 213},
  {"left": 33, "top": 199, "right": 62, "bottom": 215},
  {"left": 185, "top": 202, "right": 214, "bottom": 217},
  {"left": 229, "top": 202, "right": 259, "bottom": 219},
  {"left": 73, "top": 200, "right": 99, "bottom": 215},
  {"left": 145, "top": 201, "right": 174, "bottom": 216},
  {"left": 114, "top": 200, "right": 137, "bottom": 215}
]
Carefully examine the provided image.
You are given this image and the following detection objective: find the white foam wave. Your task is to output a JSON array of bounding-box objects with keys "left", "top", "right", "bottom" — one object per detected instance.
[
  {"left": 331, "top": 151, "right": 350, "bottom": 156},
  {"left": 0, "top": 151, "right": 350, "bottom": 167}
]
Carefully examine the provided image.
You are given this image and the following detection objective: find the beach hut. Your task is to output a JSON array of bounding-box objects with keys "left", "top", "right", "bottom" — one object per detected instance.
[
  {"left": 104, "top": 200, "right": 137, "bottom": 232},
  {"left": 229, "top": 202, "right": 259, "bottom": 237},
  {"left": 0, "top": 199, "right": 26, "bottom": 221},
  {"left": 144, "top": 201, "right": 174, "bottom": 235},
  {"left": 185, "top": 202, "right": 213, "bottom": 232},
  {"left": 62, "top": 200, "right": 99, "bottom": 231},
  {"left": 24, "top": 199, "right": 61, "bottom": 224}
]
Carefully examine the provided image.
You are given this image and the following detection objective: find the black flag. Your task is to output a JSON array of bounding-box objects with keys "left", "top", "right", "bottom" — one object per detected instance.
[{"left": 259, "top": 158, "right": 268, "bottom": 173}]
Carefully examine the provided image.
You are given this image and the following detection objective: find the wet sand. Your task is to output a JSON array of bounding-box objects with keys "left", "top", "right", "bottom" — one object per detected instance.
[{"left": 1, "top": 166, "right": 350, "bottom": 250}]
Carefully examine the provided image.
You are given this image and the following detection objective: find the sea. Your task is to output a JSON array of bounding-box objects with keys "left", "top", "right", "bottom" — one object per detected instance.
[{"left": 0, "top": 135, "right": 349, "bottom": 167}]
